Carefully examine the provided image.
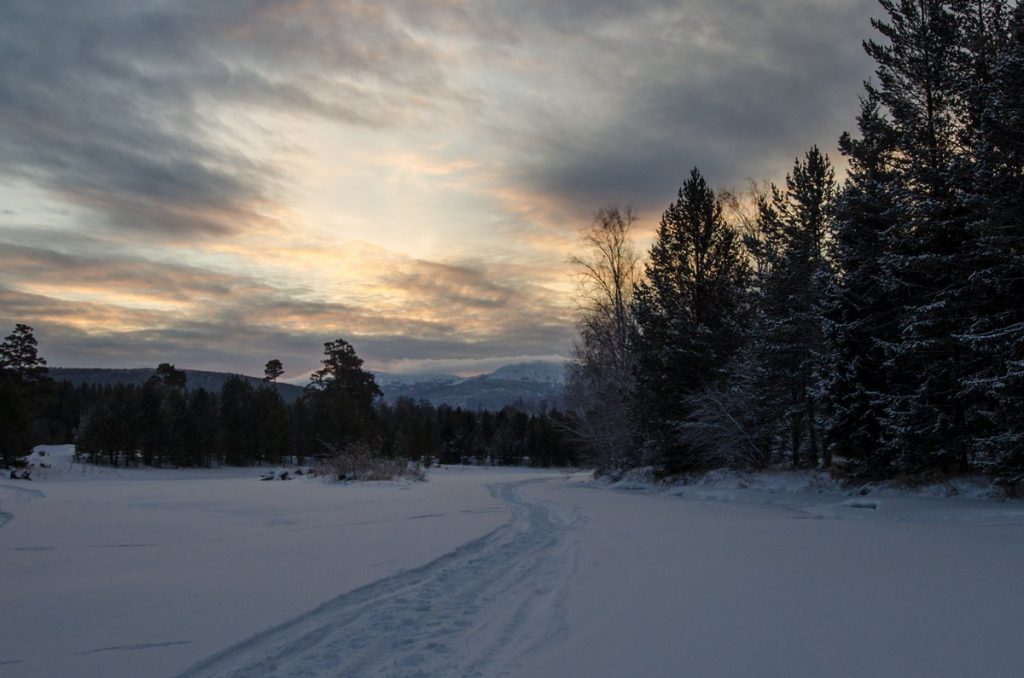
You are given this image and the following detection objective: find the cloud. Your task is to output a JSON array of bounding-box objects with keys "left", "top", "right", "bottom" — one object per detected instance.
[
  {"left": 470, "top": 0, "right": 877, "bottom": 219},
  {"left": 0, "top": 236, "right": 574, "bottom": 376},
  {"left": 0, "top": 0, "right": 472, "bottom": 238},
  {"left": 0, "top": 0, "right": 883, "bottom": 374}
]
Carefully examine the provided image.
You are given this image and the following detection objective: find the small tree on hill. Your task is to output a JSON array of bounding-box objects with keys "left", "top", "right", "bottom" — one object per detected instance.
[
  {"left": 148, "top": 363, "right": 186, "bottom": 389},
  {"left": 263, "top": 359, "right": 284, "bottom": 383},
  {"left": 1, "top": 324, "right": 49, "bottom": 383}
]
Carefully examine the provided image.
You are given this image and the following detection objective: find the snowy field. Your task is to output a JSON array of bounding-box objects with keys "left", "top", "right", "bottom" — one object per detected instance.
[{"left": 2, "top": 447, "right": 1023, "bottom": 677}]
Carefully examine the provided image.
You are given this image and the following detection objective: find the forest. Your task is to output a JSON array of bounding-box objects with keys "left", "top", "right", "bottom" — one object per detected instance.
[
  {"left": 565, "top": 0, "right": 1024, "bottom": 491},
  {"left": 0, "top": 332, "right": 574, "bottom": 470}
]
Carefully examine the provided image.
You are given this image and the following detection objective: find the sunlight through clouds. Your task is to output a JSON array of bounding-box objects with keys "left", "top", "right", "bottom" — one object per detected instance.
[{"left": 0, "top": 0, "right": 877, "bottom": 376}]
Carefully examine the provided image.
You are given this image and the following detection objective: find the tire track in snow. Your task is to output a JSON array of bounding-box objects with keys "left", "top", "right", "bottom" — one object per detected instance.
[{"left": 179, "top": 479, "right": 579, "bottom": 678}]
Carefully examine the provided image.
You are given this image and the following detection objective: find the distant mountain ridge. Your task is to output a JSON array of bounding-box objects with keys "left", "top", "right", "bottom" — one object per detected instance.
[
  {"left": 373, "top": 361, "right": 565, "bottom": 410},
  {"left": 49, "top": 360, "right": 567, "bottom": 411},
  {"left": 49, "top": 367, "right": 307, "bottom": 403}
]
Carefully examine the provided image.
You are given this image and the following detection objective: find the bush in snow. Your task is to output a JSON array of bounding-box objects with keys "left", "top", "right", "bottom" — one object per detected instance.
[{"left": 317, "top": 442, "right": 426, "bottom": 482}]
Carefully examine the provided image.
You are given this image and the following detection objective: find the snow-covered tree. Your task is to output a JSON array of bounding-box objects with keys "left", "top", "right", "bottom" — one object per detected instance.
[
  {"left": 821, "top": 96, "right": 902, "bottom": 475},
  {"left": 960, "top": 2, "right": 1024, "bottom": 480},
  {"left": 748, "top": 147, "right": 837, "bottom": 468}
]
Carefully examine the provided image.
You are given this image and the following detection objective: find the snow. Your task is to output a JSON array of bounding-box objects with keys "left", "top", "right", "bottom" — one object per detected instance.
[{"left": 3, "top": 447, "right": 1023, "bottom": 677}]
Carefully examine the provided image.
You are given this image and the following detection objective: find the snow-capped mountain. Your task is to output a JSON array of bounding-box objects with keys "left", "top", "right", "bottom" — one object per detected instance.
[
  {"left": 486, "top": 361, "right": 565, "bottom": 385},
  {"left": 374, "top": 361, "right": 565, "bottom": 410}
]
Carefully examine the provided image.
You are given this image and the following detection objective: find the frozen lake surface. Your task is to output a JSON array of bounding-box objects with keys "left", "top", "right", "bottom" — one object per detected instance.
[{"left": 2, "top": 446, "right": 1023, "bottom": 677}]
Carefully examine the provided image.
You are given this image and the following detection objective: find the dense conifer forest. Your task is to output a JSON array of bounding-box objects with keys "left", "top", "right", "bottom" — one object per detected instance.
[
  {"left": 0, "top": 336, "right": 575, "bottom": 470},
  {"left": 565, "top": 0, "right": 1024, "bottom": 491}
]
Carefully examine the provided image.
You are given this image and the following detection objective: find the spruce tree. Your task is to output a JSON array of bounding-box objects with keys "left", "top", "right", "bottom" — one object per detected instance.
[
  {"left": 822, "top": 96, "right": 902, "bottom": 475},
  {"left": 961, "top": 3, "right": 1024, "bottom": 480},
  {"left": 867, "top": 0, "right": 979, "bottom": 472},
  {"left": 755, "top": 147, "right": 837, "bottom": 467},
  {"left": 633, "top": 168, "right": 750, "bottom": 471}
]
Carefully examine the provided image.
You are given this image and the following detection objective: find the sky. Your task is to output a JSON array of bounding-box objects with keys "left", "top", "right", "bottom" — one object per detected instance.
[{"left": 0, "top": 0, "right": 878, "bottom": 379}]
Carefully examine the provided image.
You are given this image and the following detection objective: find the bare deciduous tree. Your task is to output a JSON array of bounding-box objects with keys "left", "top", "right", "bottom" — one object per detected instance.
[{"left": 565, "top": 206, "right": 642, "bottom": 469}]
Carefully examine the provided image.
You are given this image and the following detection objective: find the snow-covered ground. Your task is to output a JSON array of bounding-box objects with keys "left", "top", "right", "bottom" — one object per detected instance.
[{"left": 2, "top": 447, "right": 1023, "bottom": 677}]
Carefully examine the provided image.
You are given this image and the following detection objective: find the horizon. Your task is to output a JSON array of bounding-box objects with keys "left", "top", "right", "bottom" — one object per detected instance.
[{"left": 47, "top": 356, "right": 568, "bottom": 382}]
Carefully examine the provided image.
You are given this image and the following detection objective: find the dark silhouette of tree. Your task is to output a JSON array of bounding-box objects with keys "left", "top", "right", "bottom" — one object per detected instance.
[
  {"left": 149, "top": 363, "right": 186, "bottom": 390},
  {"left": 821, "top": 96, "right": 901, "bottom": 476},
  {"left": 0, "top": 324, "right": 53, "bottom": 466},
  {"left": 755, "top": 147, "right": 837, "bottom": 468},
  {"left": 633, "top": 168, "right": 751, "bottom": 471},
  {"left": 305, "top": 338, "right": 382, "bottom": 449},
  {"left": 263, "top": 359, "right": 284, "bottom": 383}
]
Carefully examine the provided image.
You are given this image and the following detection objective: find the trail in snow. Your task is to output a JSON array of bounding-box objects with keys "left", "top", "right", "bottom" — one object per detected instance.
[
  {"left": 0, "top": 483, "right": 45, "bottom": 528},
  {"left": 179, "top": 480, "right": 580, "bottom": 678}
]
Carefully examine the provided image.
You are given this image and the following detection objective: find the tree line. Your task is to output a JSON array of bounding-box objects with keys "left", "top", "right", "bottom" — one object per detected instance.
[
  {"left": 566, "top": 0, "right": 1024, "bottom": 490},
  {"left": 1, "top": 331, "right": 576, "bottom": 469}
]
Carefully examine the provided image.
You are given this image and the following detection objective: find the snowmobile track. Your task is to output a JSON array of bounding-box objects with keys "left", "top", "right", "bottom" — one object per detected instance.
[{"left": 178, "top": 479, "right": 579, "bottom": 678}]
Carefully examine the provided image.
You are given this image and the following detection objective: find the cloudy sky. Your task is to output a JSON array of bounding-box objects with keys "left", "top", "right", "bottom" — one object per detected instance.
[{"left": 0, "top": 0, "right": 877, "bottom": 378}]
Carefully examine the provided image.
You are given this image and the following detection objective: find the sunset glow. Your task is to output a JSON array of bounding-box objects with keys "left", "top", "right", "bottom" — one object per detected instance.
[{"left": 0, "top": 0, "right": 876, "bottom": 377}]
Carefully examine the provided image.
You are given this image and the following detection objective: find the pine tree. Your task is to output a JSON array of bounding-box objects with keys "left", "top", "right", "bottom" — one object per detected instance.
[
  {"left": 218, "top": 376, "right": 257, "bottom": 466},
  {"left": 148, "top": 363, "right": 186, "bottom": 390},
  {"left": 263, "top": 359, "right": 284, "bottom": 383},
  {"left": 633, "top": 168, "right": 751, "bottom": 471},
  {"left": 305, "top": 338, "right": 382, "bottom": 450},
  {"left": 0, "top": 324, "right": 54, "bottom": 466}
]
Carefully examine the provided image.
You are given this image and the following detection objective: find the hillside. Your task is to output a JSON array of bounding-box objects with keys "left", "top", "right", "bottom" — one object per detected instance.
[
  {"left": 48, "top": 361, "right": 566, "bottom": 411},
  {"left": 49, "top": 367, "right": 307, "bottom": 403},
  {"left": 374, "top": 361, "right": 565, "bottom": 410}
]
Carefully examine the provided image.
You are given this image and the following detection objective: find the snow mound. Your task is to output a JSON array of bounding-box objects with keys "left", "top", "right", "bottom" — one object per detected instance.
[
  {"left": 859, "top": 476, "right": 1007, "bottom": 501},
  {"left": 604, "top": 466, "right": 656, "bottom": 490}
]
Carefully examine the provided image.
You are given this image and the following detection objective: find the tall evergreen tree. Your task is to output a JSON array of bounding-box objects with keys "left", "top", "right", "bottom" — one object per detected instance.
[
  {"left": 305, "top": 338, "right": 382, "bottom": 450},
  {"left": 866, "top": 0, "right": 980, "bottom": 472},
  {"left": 822, "top": 96, "right": 902, "bottom": 475},
  {"left": 218, "top": 376, "right": 258, "bottom": 466},
  {"left": 633, "top": 168, "right": 751, "bottom": 471},
  {"left": 961, "top": 2, "right": 1024, "bottom": 480},
  {"left": 0, "top": 324, "right": 54, "bottom": 466},
  {"left": 1, "top": 324, "right": 50, "bottom": 383},
  {"left": 754, "top": 147, "right": 837, "bottom": 467}
]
